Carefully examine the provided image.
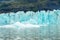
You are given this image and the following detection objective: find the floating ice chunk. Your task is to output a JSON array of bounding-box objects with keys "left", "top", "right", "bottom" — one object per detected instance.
[
  {"left": 0, "top": 21, "right": 48, "bottom": 29},
  {"left": 13, "top": 22, "right": 40, "bottom": 28},
  {"left": 13, "top": 22, "right": 48, "bottom": 29}
]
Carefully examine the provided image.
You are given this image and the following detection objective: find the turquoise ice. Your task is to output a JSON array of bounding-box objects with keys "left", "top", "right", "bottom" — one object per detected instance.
[
  {"left": 0, "top": 10, "right": 60, "bottom": 40},
  {"left": 0, "top": 10, "right": 60, "bottom": 26}
]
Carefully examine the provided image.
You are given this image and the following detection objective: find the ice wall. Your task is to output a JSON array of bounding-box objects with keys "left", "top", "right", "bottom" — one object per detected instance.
[
  {"left": 0, "top": 10, "right": 60, "bottom": 26},
  {"left": 0, "top": 10, "right": 60, "bottom": 40}
]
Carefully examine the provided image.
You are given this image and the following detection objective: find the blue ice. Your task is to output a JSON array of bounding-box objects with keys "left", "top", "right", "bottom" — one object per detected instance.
[
  {"left": 0, "top": 10, "right": 60, "bottom": 40},
  {"left": 0, "top": 10, "right": 60, "bottom": 26}
]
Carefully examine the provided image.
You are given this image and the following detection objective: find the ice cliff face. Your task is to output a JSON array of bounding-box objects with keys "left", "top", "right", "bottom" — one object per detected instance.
[
  {"left": 0, "top": 10, "right": 60, "bottom": 26},
  {"left": 0, "top": 10, "right": 60, "bottom": 40}
]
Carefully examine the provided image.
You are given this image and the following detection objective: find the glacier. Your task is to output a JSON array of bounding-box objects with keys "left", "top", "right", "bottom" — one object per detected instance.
[
  {"left": 0, "top": 10, "right": 60, "bottom": 26},
  {"left": 0, "top": 10, "right": 60, "bottom": 40}
]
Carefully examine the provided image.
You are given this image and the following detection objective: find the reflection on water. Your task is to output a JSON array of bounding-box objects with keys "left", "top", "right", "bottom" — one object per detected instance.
[{"left": 0, "top": 10, "right": 60, "bottom": 40}]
